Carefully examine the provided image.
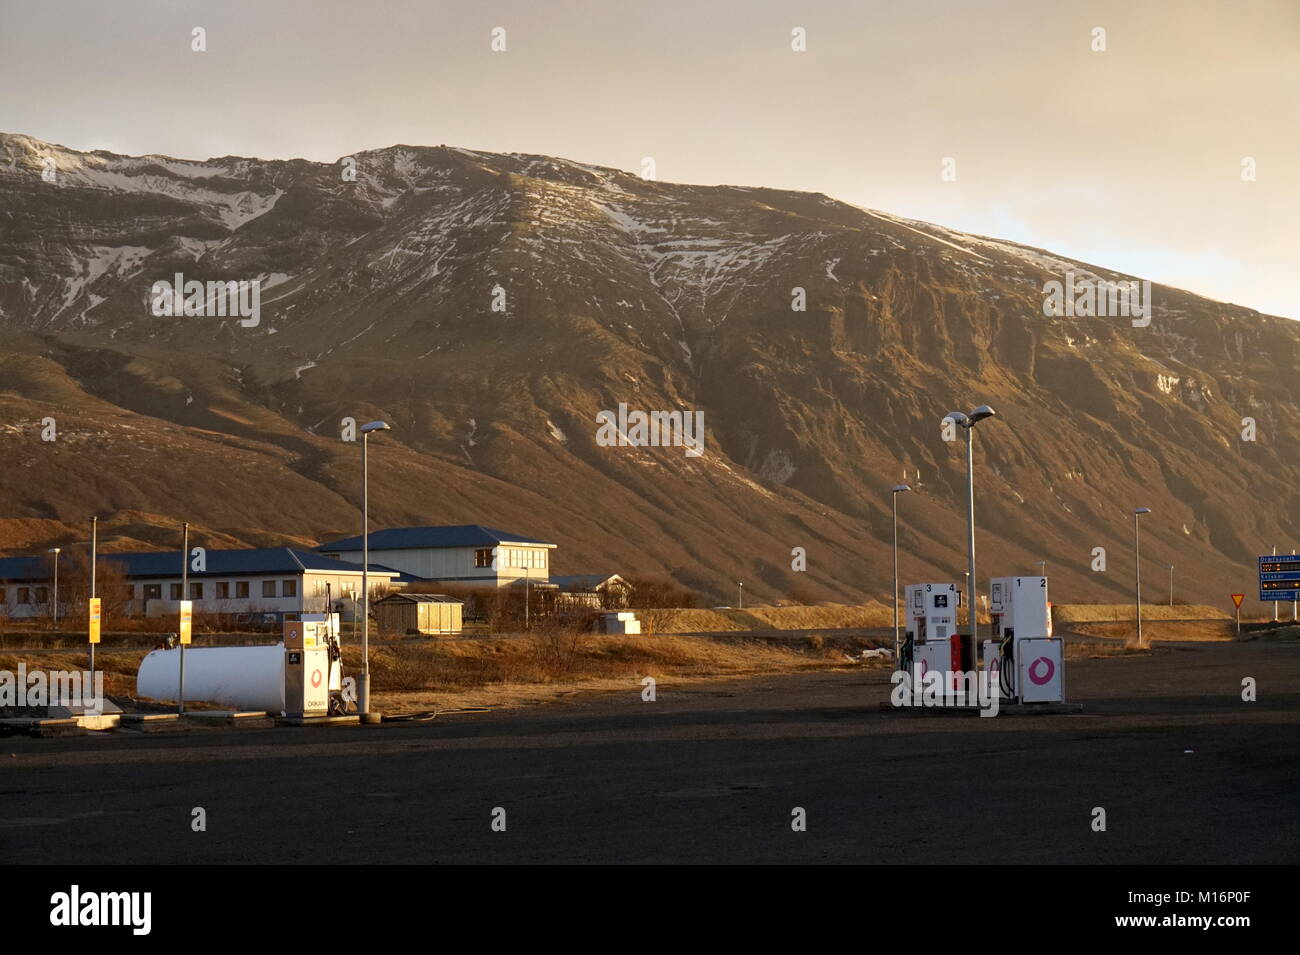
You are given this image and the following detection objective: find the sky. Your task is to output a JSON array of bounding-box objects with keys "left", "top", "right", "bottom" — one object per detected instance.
[{"left": 2, "top": 0, "right": 1298, "bottom": 318}]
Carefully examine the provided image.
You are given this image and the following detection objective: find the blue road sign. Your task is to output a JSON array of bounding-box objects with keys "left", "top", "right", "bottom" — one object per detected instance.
[{"left": 1259, "top": 555, "right": 1300, "bottom": 601}]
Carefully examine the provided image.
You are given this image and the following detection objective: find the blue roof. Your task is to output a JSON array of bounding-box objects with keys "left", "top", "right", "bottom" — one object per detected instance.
[
  {"left": 318, "top": 525, "right": 555, "bottom": 551},
  {"left": 0, "top": 547, "right": 400, "bottom": 582}
]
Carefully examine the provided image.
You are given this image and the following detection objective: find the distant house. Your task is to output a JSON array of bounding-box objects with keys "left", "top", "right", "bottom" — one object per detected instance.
[
  {"left": 551, "top": 574, "right": 633, "bottom": 609},
  {"left": 318, "top": 525, "right": 556, "bottom": 588},
  {"left": 373, "top": 593, "right": 463, "bottom": 635},
  {"left": 0, "top": 548, "right": 401, "bottom": 621}
]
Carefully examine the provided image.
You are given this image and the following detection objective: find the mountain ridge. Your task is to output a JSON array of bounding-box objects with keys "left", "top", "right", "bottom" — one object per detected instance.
[{"left": 1, "top": 132, "right": 1297, "bottom": 607}]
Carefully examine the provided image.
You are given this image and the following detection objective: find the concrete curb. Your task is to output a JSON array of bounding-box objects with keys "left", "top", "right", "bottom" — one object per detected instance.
[
  {"left": 275, "top": 714, "right": 362, "bottom": 727},
  {"left": 878, "top": 702, "right": 1085, "bottom": 717}
]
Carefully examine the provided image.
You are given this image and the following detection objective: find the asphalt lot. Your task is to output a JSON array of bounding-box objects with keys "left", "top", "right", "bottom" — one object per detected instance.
[{"left": 3, "top": 640, "right": 1297, "bottom": 864}]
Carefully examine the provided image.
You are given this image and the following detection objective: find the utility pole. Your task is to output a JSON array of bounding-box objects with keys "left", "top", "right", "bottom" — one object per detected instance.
[
  {"left": 89, "top": 517, "right": 97, "bottom": 676},
  {"left": 891, "top": 484, "right": 911, "bottom": 670},
  {"left": 1134, "top": 508, "right": 1151, "bottom": 648},
  {"left": 48, "top": 547, "right": 61, "bottom": 627},
  {"left": 179, "top": 522, "right": 188, "bottom": 714}
]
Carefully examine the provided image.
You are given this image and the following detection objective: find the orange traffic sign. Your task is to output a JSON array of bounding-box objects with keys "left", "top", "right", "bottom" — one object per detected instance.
[
  {"left": 1230, "top": 594, "right": 1245, "bottom": 608},
  {"left": 88, "top": 597, "right": 101, "bottom": 644},
  {"left": 179, "top": 600, "right": 193, "bottom": 645}
]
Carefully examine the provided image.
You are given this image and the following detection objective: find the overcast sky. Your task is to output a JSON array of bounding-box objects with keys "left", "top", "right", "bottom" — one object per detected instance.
[{"left": 3, "top": 0, "right": 1297, "bottom": 318}]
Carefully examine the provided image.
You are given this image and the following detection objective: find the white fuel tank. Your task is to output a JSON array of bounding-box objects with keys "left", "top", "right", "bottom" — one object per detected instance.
[{"left": 136, "top": 644, "right": 285, "bottom": 712}]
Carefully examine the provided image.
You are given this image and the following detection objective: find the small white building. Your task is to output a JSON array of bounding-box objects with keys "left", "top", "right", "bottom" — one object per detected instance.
[{"left": 318, "top": 525, "right": 556, "bottom": 588}]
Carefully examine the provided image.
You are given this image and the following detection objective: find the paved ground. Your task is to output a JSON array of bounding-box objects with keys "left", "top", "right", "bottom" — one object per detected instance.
[{"left": 3, "top": 639, "right": 1297, "bottom": 864}]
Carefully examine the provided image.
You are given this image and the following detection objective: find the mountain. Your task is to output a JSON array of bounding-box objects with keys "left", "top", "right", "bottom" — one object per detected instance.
[{"left": 1, "top": 132, "right": 1297, "bottom": 606}]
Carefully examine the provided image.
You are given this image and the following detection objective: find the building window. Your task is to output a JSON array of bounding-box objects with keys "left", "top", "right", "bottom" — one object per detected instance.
[
  {"left": 170, "top": 583, "right": 182, "bottom": 600},
  {"left": 281, "top": 579, "right": 297, "bottom": 598},
  {"left": 144, "top": 584, "right": 162, "bottom": 600},
  {"left": 236, "top": 581, "right": 249, "bottom": 599},
  {"left": 18, "top": 587, "right": 30, "bottom": 604},
  {"left": 36, "top": 587, "right": 49, "bottom": 603},
  {"left": 190, "top": 582, "right": 203, "bottom": 600},
  {"left": 0, "top": 587, "right": 5, "bottom": 604},
  {"left": 475, "top": 548, "right": 494, "bottom": 568},
  {"left": 262, "top": 580, "right": 276, "bottom": 598},
  {"left": 216, "top": 582, "right": 230, "bottom": 599}
]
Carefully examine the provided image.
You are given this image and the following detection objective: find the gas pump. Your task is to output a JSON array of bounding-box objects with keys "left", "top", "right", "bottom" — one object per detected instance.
[
  {"left": 984, "top": 576, "right": 1062, "bottom": 703},
  {"left": 903, "top": 582, "right": 960, "bottom": 689},
  {"left": 283, "top": 612, "right": 347, "bottom": 717}
]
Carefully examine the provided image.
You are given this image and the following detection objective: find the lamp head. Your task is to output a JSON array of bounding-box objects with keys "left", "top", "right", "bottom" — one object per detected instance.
[
  {"left": 361, "top": 420, "right": 391, "bottom": 434},
  {"left": 969, "top": 404, "right": 997, "bottom": 425},
  {"left": 1135, "top": 507, "right": 1151, "bottom": 515},
  {"left": 945, "top": 411, "right": 970, "bottom": 428},
  {"left": 892, "top": 484, "right": 911, "bottom": 494}
]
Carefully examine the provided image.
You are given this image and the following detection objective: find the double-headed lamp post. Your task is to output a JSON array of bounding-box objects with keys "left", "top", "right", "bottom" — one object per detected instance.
[
  {"left": 1134, "top": 507, "right": 1151, "bottom": 648},
  {"left": 48, "top": 547, "right": 61, "bottom": 625},
  {"left": 946, "top": 405, "right": 997, "bottom": 657},
  {"left": 359, "top": 420, "right": 391, "bottom": 723},
  {"left": 891, "top": 484, "right": 911, "bottom": 667}
]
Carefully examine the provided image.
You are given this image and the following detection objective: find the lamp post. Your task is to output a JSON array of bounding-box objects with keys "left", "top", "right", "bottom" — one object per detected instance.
[
  {"left": 1167, "top": 564, "right": 1174, "bottom": 607},
  {"left": 737, "top": 582, "right": 744, "bottom": 610},
  {"left": 1134, "top": 507, "right": 1151, "bottom": 648},
  {"left": 1036, "top": 560, "right": 1046, "bottom": 577},
  {"left": 946, "top": 405, "right": 997, "bottom": 661},
  {"left": 48, "top": 547, "right": 61, "bottom": 626},
  {"left": 359, "top": 420, "right": 391, "bottom": 723},
  {"left": 89, "top": 516, "right": 97, "bottom": 677},
  {"left": 891, "top": 484, "right": 911, "bottom": 668}
]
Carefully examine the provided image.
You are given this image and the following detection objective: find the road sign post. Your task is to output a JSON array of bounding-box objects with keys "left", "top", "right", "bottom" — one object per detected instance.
[
  {"left": 1231, "top": 593, "right": 1244, "bottom": 637},
  {"left": 1258, "top": 554, "right": 1300, "bottom": 599},
  {"left": 1258, "top": 556, "right": 1300, "bottom": 617}
]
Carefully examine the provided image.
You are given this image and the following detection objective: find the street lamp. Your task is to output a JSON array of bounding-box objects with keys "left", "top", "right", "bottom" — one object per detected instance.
[
  {"left": 1167, "top": 564, "right": 1174, "bottom": 607},
  {"left": 1134, "top": 507, "right": 1151, "bottom": 647},
  {"left": 891, "top": 484, "right": 911, "bottom": 668},
  {"left": 737, "top": 582, "right": 744, "bottom": 610},
  {"left": 48, "top": 547, "right": 61, "bottom": 626},
  {"left": 1036, "top": 560, "right": 1046, "bottom": 577},
  {"left": 946, "top": 405, "right": 997, "bottom": 660},
  {"left": 359, "top": 420, "right": 391, "bottom": 723}
]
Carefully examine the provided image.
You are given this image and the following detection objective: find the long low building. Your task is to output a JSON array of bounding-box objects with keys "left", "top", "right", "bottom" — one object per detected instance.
[{"left": 0, "top": 547, "right": 401, "bottom": 621}]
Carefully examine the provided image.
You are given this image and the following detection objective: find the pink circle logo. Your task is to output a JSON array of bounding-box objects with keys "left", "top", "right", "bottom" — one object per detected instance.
[
  {"left": 1028, "top": 657, "right": 1055, "bottom": 685},
  {"left": 311, "top": 669, "right": 323, "bottom": 688}
]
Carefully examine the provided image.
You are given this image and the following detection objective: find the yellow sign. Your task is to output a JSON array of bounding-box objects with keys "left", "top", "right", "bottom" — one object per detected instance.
[
  {"left": 88, "top": 597, "right": 102, "bottom": 644},
  {"left": 179, "top": 599, "right": 193, "bottom": 645}
]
